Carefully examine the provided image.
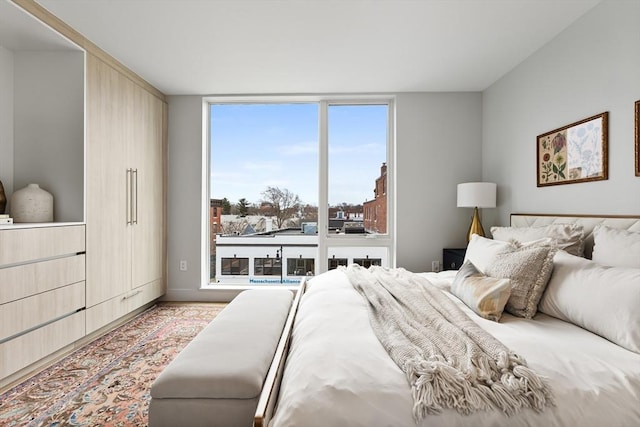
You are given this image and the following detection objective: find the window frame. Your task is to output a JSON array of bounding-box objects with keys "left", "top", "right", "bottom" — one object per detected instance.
[
  {"left": 317, "top": 99, "right": 396, "bottom": 276},
  {"left": 203, "top": 95, "right": 396, "bottom": 288}
]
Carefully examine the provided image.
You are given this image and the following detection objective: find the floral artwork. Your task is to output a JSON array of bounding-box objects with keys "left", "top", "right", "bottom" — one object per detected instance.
[
  {"left": 537, "top": 112, "right": 608, "bottom": 187},
  {"left": 539, "top": 131, "right": 568, "bottom": 182}
]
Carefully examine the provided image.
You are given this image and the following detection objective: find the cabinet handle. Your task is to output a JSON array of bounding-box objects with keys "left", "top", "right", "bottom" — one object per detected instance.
[
  {"left": 133, "top": 168, "right": 138, "bottom": 225},
  {"left": 121, "top": 289, "right": 142, "bottom": 300},
  {"left": 126, "top": 168, "right": 132, "bottom": 225}
]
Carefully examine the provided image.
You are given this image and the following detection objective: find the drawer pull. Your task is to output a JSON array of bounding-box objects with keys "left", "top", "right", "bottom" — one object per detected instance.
[{"left": 122, "top": 290, "right": 142, "bottom": 300}]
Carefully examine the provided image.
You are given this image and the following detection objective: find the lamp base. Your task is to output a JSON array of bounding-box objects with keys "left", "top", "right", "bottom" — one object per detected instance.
[{"left": 467, "top": 207, "right": 485, "bottom": 241}]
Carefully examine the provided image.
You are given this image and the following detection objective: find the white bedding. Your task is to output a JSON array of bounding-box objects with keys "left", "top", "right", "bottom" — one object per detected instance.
[{"left": 270, "top": 269, "right": 640, "bottom": 427}]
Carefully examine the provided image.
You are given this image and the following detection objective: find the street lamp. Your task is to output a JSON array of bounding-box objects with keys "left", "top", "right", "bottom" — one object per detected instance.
[{"left": 275, "top": 245, "right": 283, "bottom": 284}]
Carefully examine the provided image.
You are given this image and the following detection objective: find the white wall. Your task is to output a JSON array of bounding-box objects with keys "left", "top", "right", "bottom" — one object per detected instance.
[
  {"left": 166, "top": 93, "right": 482, "bottom": 300},
  {"left": 395, "top": 93, "right": 482, "bottom": 272},
  {"left": 13, "top": 51, "right": 84, "bottom": 222},
  {"left": 166, "top": 96, "right": 207, "bottom": 300},
  {"left": 0, "top": 46, "right": 14, "bottom": 201},
  {"left": 483, "top": 0, "right": 640, "bottom": 227}
]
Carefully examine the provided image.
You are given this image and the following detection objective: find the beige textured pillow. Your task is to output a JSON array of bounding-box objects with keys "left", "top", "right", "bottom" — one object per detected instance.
[
  {"left": 591, "top": 225, "right": 640, "bottom": 268},
  {"left": 484, "top": 243, "right": 556, "bottom": 318},
  {"left": 451, "top": 261, "right": 511, "bottom": 322},
  {"left": 490, "top": 224, "right": 585, "bottom": 257}
]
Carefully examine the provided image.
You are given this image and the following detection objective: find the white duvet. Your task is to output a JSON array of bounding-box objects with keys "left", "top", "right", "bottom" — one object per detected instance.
[{"left": 270, "top": 269, "right": 640, "bottom": 427}]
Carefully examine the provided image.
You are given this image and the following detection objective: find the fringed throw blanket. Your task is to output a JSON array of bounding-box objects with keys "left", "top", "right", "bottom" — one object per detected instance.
[{"left": 342, "top": 265, "right": 553, "bottom": 420}]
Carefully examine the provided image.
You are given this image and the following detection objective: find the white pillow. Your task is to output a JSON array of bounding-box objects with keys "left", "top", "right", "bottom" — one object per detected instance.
[
  {"left": 539, "top": 250, "right": 640, "bottom": 353},
  {"left": 463, "top": 234, "right": 511, "bottom": 274},
  {"left": 490, "top": 224, "right": 585, "bottom": 257},
  {"left": 591, "top": 225, "right": 640, "bottom": 268}
]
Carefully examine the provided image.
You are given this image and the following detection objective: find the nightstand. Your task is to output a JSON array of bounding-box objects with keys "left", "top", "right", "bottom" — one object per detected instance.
[{"left": 443, "top": 248, "right": 467, "bottom": 271}]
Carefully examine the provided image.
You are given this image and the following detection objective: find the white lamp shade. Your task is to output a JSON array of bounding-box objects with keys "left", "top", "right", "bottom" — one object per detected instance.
[{"left": 457, "top": 182, "right": 497, "bottom": 208}]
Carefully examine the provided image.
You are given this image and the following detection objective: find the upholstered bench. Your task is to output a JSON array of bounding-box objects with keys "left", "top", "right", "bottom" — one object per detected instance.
[{"left": 148, "top": 289, "right": 294, "bottom": 427}]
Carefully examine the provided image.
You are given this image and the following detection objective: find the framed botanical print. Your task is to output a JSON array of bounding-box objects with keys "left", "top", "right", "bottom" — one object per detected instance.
[{"left": 537, "top": 112, "right": 608, "bottom": 187}]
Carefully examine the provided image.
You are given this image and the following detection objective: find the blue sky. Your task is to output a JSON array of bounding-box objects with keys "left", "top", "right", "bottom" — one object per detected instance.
[{"left": 210, "top": 103, "right": 387, "bottom": 207}]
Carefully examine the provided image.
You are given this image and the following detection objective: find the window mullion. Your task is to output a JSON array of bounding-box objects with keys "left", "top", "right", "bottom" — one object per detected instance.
[{"left": 317, "top": 100, "right": 329, "bottom": 275}]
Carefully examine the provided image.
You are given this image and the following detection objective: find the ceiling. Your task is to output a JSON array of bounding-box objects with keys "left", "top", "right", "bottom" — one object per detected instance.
[
  {"left": 32, "top": 0, "right": 601, "bottom": 96},
  {"left": 0, "top": 1, "right": 80, "bottom": 51}
]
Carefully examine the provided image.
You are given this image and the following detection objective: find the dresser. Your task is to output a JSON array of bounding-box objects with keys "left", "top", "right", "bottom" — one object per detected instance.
[{"left": 0, "top": 225, "right": 86, "bottom": 379}]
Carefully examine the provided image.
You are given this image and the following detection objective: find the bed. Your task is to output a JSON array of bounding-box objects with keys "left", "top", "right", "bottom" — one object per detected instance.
[{"left": 255, "top": 214, "right": 640, "bottom": 427}]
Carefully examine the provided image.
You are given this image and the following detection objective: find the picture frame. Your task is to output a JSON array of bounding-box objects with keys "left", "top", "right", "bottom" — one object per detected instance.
[
  {"left": 537, "top": 112, "right": 608, "bottom": 187},
  {"left": 635, "top": 101, "right": 640, "bottom": 176}
]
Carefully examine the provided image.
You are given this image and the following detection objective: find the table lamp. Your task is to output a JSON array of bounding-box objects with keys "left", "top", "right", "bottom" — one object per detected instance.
[{"left": 457, "top": 182, "right": 496, "bottom": 241}]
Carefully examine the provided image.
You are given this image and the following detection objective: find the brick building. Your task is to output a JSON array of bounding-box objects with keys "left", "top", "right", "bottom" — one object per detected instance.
[
  {"left": 363, "top": 162, "right": 387, "bottom": 234},
  {"left": 210, "top": 199, "right": 223, "bottom": 277}
]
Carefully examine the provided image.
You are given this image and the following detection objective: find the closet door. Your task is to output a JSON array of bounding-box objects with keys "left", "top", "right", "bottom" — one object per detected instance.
[
  {"left": 85, "top": 54, "right": 131, "bottom": 307},
  {"left": 130, "top": 83, "right": 164, "bottom": 289}
]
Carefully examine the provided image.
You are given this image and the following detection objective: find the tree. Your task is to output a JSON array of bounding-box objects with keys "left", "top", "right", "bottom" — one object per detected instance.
[
  {"left": 236, "top": 198, "right": 250, "bottom": 216},
  {"left": 300, "top": 204, "right": 318, "bottom": 222},
  {"left": 261, "top": 186, "right": 301, "bottom": 229},
  {"left": 221, "top": 198, "right": 231, "bottom": 214},
  {"left": 220, "top": 217, "right": 248, "bottom": 235}
]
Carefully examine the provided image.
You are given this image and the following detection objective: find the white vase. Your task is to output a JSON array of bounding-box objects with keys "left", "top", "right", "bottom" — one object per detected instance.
[{"left": 11, "top": 183, "right": 54, "bottom": 223}]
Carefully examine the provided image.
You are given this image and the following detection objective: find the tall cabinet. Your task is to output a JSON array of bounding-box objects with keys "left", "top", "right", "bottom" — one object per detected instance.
[{"left": 85, "top": 54, "right": 166, "bottom": 334}]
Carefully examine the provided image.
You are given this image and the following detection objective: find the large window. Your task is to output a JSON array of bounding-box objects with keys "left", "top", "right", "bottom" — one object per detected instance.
[
  {"left": 328, "top": 104, "right": 388, "bottom": 235},
  {"left": 208, "top": 97, "right": 394, "bottom": 286}
]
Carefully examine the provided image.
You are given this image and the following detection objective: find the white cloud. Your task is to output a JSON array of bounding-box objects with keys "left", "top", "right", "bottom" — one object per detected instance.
[
  {"left": 241, "top": 160, "right": 282, "bottom": 171},
  {"left": 329, "top": 142, "right": 383, "bottom": 155},
  {"left": 277, "top": 140, "right": 318, "bottom": 156}
]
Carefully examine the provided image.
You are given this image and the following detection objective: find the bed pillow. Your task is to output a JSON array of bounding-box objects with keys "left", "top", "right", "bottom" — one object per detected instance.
[
  {"left": 539, "top": 250, "right": 640, "bottom": 353},
  {"left": 484, "top": 242, "right": 556, "bottom": 319},
  {"left": 490, "top": 224, "right": 585, "bottom": 257},
  {"left": 451, "top": 261, "right": 511, "bottom": 322},
  {"left": 591, "top": 225, "right": 640, "bottom": 268},
  {"left": 463, "top": 234, "right": 512, "bottom": 274}
]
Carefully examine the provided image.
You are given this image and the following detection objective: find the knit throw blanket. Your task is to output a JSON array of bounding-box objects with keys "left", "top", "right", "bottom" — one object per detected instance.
[{"left": 342, "top": 265, "right": 553, "bottom": 420}]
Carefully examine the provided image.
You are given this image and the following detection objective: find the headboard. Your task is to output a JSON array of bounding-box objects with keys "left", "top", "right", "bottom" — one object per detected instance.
[{"left": 510, "top": 213, "right": 640, "bottom": 259}]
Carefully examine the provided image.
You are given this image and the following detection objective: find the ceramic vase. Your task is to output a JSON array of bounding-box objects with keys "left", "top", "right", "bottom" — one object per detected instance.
[
  {"left": 11, "top": 183, "right": 54, "bottom": 223},
  {"left": 0, "top": 180, "right": 6, "bottom": 214}
]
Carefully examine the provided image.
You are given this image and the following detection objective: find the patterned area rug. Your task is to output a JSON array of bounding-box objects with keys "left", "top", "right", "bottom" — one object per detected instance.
[{"left": 0, "top": 302, "right": 226, "bottom": 427}]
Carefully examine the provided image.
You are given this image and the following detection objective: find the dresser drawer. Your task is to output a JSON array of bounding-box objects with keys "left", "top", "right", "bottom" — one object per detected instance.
[
  {"left": 0, "top": 281, "right": 85, "bottom": 341},
  {"left": 86, "top": 279, "right": 165, "bottom": 334},
  {"left": 0, "top": 310, "right": 85, "bottom": 379},
  {"left": 0, "top": 254, "right": 85, "bottom": 304},
  {"left": 0, "top": 225, "right": 85, "bottom": 266}
]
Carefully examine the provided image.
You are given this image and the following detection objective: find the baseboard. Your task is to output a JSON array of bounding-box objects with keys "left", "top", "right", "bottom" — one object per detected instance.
[{"left": 161, "top": 288, "right": 241, "bottom": 302}]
